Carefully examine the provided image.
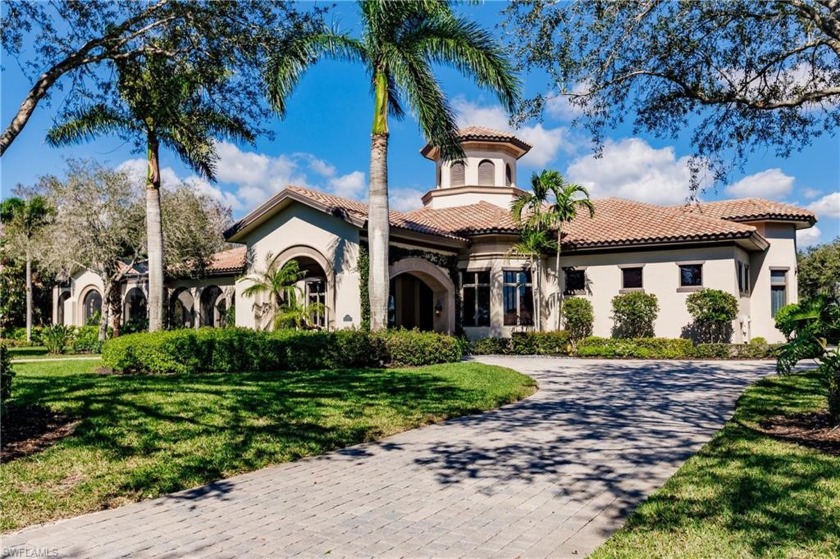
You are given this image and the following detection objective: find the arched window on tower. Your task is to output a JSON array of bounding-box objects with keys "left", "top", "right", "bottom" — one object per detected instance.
[
  {"left": 505, "top": 163, "right": 513, "bottom": 186},
  {"left": 450, "top": 161, "right": 465, "bottom": 187},
  {"left": 478, "top": 159, "right": 495, "bottom": 186}
]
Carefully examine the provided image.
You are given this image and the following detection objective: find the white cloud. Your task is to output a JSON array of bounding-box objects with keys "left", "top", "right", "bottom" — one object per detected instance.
[
  {"left": 802, "top": 187, "right": 823, "bottom": 200},
  {"left": 797, "top": 225, "right": 823, "bottom": 247},
  {"left": 807, "top": 191, "right": 840, "bottom": 219},
  {"left": 451, "top": 98, "right": 571, "bottom": 168},
  {"left": 725, "top": 168, "right": 794, "bottom": 200},
  {"left": 116, "top": 158, "right": 181, "bottom": 189},
  {"left": 296, "top": 153, "right": 337, "bottom": 178},
  {"left": 390, "top": 188, "right": 425, "bottom": 212},
  {"left": 328, "top": 171, "right": 366, "bottom": 199},
  {"left": 544, "top": 81, "right": 590, "bottom": 121},
  {"left": 565, "top": 138, "right": 705, "bottom": 204}
]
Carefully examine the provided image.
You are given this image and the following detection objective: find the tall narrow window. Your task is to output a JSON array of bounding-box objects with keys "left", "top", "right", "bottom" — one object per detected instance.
[
  {"left": 771, "top": 270, "right": 787, "bottom": 317},
  {"left": 450, "top": 161, "right": 465, "bottom": 187},
  {"left": 505, "top": 163, "right": 512, "bottom": 186},
  {"left": 306, "top": 279, "right": 326, "bottom": 327},
  {"left": 737, "top": 261, "right": 750, "bottom": 294},
  {"left": 478, "top": 159, "right": 495, "bottom": 186},
  {"left": 503, "top": 270, "right": 534, "bottom": 326},
  {"left": 461, "top": 270, "right": 491, "bottom": 327}
]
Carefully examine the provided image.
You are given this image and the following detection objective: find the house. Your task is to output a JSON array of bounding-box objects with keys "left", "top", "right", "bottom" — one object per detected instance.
[{"left": 55, "top": 127, "right": 816, "bottom": 343}]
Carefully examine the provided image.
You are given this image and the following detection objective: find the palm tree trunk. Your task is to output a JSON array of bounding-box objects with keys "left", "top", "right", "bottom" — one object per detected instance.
[
  {"left": 146, "top": 136, "right": 165, "bottom": 331},
  {"left": 555, "top": 228, "right": 563, "bottom": 330},
  {"left": 99, "top": 279, "right": 112, "bottom": 342},
  {"left": 368, "top": 71, "right": 390, "bottom": 331},
  {"left": 532, "top": 256, "right": 541, "bottom": 330},
  {"left": 25, "top": 246, "right": 32, "bottom": 342}
]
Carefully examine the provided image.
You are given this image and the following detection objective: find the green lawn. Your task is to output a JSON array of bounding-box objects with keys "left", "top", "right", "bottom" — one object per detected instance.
[
  {"left": 7, "top": 346, "right": 49, "bottom": 358},
  {"left": 1, "top": 359, "right": 536, "bottom": 532},
  {"left": 592, "top": 370, "right": 840, "bottom": 559}
]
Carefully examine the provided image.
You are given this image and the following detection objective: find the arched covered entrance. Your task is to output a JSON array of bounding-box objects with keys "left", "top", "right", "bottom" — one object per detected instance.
[
  {"left": 169, "top": 288, "right": 194, "bottom": 329},
  {"left": 272, "top": 245, "right": 333, "bottom": 330},
  {"left": 81, "top": 288, "right": 102, "bottom": 325},
  {"left": 200, "top": 285, "right": 225, "bottom": 328},
  {"left": 124, "top": 287, "right": 147, "bottom": 327},
  {"left": 388, "top": 258, "right": 455, "bottom": 334}
]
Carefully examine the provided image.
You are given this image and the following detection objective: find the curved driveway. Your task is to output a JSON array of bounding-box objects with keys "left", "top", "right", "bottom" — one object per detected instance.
[{"left": 4, "top": 358, "right": 770, "bottom": 558}]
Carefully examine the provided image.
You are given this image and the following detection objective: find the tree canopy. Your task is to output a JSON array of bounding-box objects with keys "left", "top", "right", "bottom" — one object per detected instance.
[
  {"left": 504, "top": 0, "right": 840, "bottom": 187},
  {"left": 798, "top": 238, "right": 840, "bottom": 299}
]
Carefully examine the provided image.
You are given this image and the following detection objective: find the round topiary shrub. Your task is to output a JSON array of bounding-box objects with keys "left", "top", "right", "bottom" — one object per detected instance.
[
  {"left": 685, "top": 288, "right": 739, "bottom": 343},
  {"left": 563, "top": 297, "right": 594, "bottom": 341},
  {"left": 611, "top": 292, "right": 659, "bottom": 339}
]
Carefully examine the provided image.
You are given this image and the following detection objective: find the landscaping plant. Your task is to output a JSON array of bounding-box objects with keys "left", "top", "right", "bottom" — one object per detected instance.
[
  {"left": 563, "top": 297, "right": 594, "bottom": 342},
  {"left": 611, "top": 292, "right": 659, "bottom": 339},
  {"left": 685, "top": 288, "right": 739, "bottom": 343},
  {"left": 40, "top": 324, "right": 74, "bottom": 355},
  {"left": 0, "top": 343, "right": 14, "bottom": 417}
]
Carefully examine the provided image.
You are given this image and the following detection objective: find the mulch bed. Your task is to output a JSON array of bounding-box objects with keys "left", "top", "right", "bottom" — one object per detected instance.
[
  {"left": 1, "top": 404, "right": 79, "bottom": 462},
  {"left": 758, "top": 411, "right": 840, "bottom": 456}
]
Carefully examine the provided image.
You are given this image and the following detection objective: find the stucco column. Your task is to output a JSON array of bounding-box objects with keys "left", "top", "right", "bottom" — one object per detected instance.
[
  {"left": 52, "top": 285, "right": 60, "bottom": 325},
  {"left": 192, "top": 287, "right": 202, "bottom": 329}
]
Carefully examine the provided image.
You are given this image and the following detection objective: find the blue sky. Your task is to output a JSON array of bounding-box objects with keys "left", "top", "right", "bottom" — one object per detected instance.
[{"left": 1, "top": 2, "right": 838, "bottom": 246}]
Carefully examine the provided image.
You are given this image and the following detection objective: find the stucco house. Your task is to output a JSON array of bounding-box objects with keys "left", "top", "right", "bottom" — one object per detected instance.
[{"left": 55, "top": 127, "right": 816, "bottom": 343}]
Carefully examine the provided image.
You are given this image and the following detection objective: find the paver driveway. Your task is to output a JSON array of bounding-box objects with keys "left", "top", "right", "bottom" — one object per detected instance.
[{"left": 4, "top": 358, "right": 771, "bottom": 558}]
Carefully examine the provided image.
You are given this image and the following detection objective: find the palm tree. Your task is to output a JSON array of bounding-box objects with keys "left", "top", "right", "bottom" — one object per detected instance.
[
  {"left": 512, "top": 170, "right": 594, "bottom": 330},
  {"left": 505, "top": 228, "right": 556, "bottom": 329},
  {"left": 265, "top": 1, "right": 519, "bottom": 330},
  {"left": 242, "top": 255, "right": 326, "bottom": 331},
  {"left": 46, "top": 54, "right": 254, "bottom": 332},
  {"left": 0, "top": 196, "right": 54, "bottom": 342}
]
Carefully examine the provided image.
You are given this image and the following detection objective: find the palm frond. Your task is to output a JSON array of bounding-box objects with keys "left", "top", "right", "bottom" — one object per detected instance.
[{"left": 46, "top": 105, "right": 133, "bottom": 147}]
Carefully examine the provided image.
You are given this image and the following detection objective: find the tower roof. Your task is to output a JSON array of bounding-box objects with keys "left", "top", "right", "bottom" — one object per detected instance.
[{"left": 421, "top": 126, "right": 532, "bottom": 159}]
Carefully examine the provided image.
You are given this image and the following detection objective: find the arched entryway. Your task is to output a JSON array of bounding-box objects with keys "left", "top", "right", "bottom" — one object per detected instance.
[
  {"left": 124, "top": 288, "right": 147, "bottom": 327},
  {"left": 388, "top": 258, "right": 455, "bottom": 333},
  {"left": 271, "top": 245, "right": 334, "bottom": 330},
  {"left": 81, "top": 288, "right": 102, "bottom": 325},
  {"left": 169, "top": 288, "right": 194, "bottom": 329},
  {"left": 200, "top": 285, "right": 224, "bottom": 328}
]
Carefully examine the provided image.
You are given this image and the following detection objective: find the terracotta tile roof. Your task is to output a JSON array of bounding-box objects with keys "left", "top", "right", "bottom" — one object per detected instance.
[
  {"left": 206, "top": 246, "right": 247, "bottom": 274},
  {"left": 403, "top": 202, "right": 519, "bottom": 236},
  {"left": 455, "top": 126, "right": 533, "bottom": 149},
  {"left": 682, "top": 198, "right": 816, "bottom": 225},
  {"left": 285, "top": 186, "right": 469, "bottom": 242},
  {"left": 561, "top": 198, "right": 757, "bottom": 248}
]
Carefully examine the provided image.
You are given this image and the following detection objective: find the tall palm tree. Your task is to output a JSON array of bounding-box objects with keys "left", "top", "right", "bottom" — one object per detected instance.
[
  {"left": 512, "top": 170, "right": 594, "bottom": 330},
  {"left": 0, "top": 196, "right": 54, "bottom": 342},
  {"left": 46, "top": 54, "right": 254, "bottom": 331},
  {"left": 242, "top": 255, "right": 325, "bottom": 330},
  {"left": 505, "top": 228, "right": 556, "bottom": 329},
  {"left": 265, "top": 1, "right": 520, "bottom": 330}
]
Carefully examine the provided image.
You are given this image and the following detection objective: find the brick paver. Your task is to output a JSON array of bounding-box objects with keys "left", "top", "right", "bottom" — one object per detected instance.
[{"left": 2, "top": 358, "right": 770, "bottom": 558}]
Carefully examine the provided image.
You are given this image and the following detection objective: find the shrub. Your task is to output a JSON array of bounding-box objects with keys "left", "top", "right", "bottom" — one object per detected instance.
[
  {"left": 510, "top": 331, "right": 572, "bottom": 355},
  {"left": 102, "top": 328, "right": 461, "bottom": 373},
  {"left": 575, "top": 337, "right": 693, "bottom": 359},
  {"left": 9, "top": 326, "right": 43, "bottom": 345},
  {"left": 470, "top": 337, "right": 511, "bottom": 355},
  {"left": 41, "top": 325, "right": 74, "bottom": 354},
  {"left": 774, "top": 303, "right": 801, "bottom": 340},
  {"left": 375, "top": 329, "right": 462, "bottom": 367},
  {"left": 0, "top": 343, "right": 14, "bottom": 417},
  {"left": 611, "top": 292, "right": 659, "bottom": 338},
  {"left": 72, "top": 325, "right": 102, "bottom": 353},
  {"left": 563, "top": 298, "right": 594, "bottom": 341},
  {"left": 685, "top": 289, "right": 739, "bottom": 343},
  {"left": 749, "top": 337, "right": 768, "bottom": 346},
  {"left": 692, "top": 343, "right": 781, "bottom": 360}
]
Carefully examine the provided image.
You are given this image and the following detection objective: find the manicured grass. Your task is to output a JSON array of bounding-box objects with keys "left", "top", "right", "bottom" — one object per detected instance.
[
  {"left": 7, "top": 346, "right": 49, "bottom": 358},
  {"left": 592, "top": 370, "right": 840, "bottom": 559},
  {"left": 1, "top": 359, "right": 536, "bottom": 532}
]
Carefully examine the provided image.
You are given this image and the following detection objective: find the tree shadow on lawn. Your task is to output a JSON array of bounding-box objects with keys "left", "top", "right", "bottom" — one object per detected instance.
[
  {"left": 9, "top": 366, "right": 496, "bottom": 503},
  {"left": 416, "top": 360, "right": 839, "bottom": 555}
]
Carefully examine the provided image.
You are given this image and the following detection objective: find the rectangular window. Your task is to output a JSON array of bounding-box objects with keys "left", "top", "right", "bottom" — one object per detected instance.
[
  {"left": 565, "top": 269, "right": 586, "bottom": 293},
  {"left": 771, "top": 269, "right": 787, "bottom": 317},
  {"left": 306, "top": 279, "right": 326, "bottom": 327},
  {"left": 736, "top": 261, "right": 750, "bottom": 295},
  {"left": 461, "top": 270, "right": 491, "bottom": 327},
  {"left": 503, "top": 270, "right": 533, "bottom": 326},
  {"left": 622, "top": 267, "right": 643, "bottom": 289},
  {"left": 679, "top": 264, "right": 703, "bottom": 287}
]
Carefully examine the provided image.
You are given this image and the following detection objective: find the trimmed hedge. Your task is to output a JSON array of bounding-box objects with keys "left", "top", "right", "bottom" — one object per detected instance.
[
  {"left": 469, "top": 331, "right": 572, "bottom": 356},
  {"left": 576, "top": 337, "right": 693, "bottom": 359},
  {"left": 692, "top": 342, "right": 782, "bottom": 360},
  {"left": 101, "top": 327, "right": 463, "bottom": 374}
]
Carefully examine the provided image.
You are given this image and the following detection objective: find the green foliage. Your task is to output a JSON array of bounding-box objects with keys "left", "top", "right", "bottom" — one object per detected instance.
[
  {"left": 358, "top": 243, "right": 370, "bottom": 331},
  {"left": 575, "top": 337, "right": 693, "bottom": 359},
  {"left": 611, "top": 292, "right": 659, "bottom": 339},
  {"left": 0, "top": 259, "right": 54, "bottom": 332},
  {"left": 102, "top": 328, "right": 462, "bottom": 374},
  {"left": 469, "top": 337, "right": 512, "bottom": 355},
  {"left": 511, "top": 331, "right": 572, "bottom": 355},
  {"left": 692, "top": 343, "right": 781, "bottom": 360},
  {"left": 798, "top": 238, "right": 840, "bottom": 299},
  {"left": 685, "top": 288, "right": 739, "bottom": 343},
  {"left": 0, "top": 343, "right": 14, "bottom": 416},
  {"left": 41, "top": 325, "right": 74, "bottom": 355},
  {"left": 72, "top": 326, "right": 103, "bottom": 354},
  {"left": 563, "top": 297, "right": 594, "bottom": 341},
  {"left": 749, "top": 337, "right": 767, "bottom": 346},
  {"left": 774, "top": 303, "right": 801, "bottom": 340}
]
